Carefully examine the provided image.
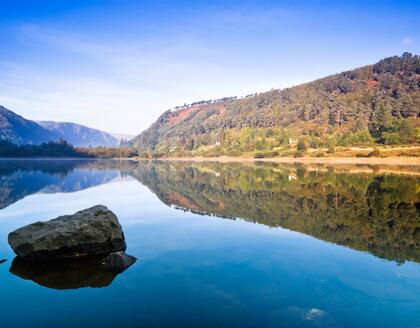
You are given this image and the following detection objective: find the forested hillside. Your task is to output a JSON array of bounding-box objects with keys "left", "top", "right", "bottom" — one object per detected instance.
[{"left": 131, "top": 53, "right": 420, "bottom": 157}]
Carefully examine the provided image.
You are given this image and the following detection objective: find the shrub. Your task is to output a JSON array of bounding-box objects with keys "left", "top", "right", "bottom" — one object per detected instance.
[
  {"left": 309, "top": 139, "right": 318, "bottom": 149},
  {"left": 371, "top": 147, "right": 381, "bottom": 157},
  {"left": 327, "top": 136, "right": 336, "bottom": 153},
  {"left": 355, "top": 153, "right": 370, "bottom": 158},
  {"left": 294, "top": 151, "right": 304, "bottom": 158},
  {"left": 278, "top": 150, "right": 296, "bottom": 157},
  {"left": 152, "top": 152, "right": 166, "bottom": 158},
  {"left": 226, "top": 149, "right": 242, "bottom": 157},
  {"left": 297, "top": 138, "right": 307, "bottom": 151},
  {"left": 254, "top": 150, "right": 279, "bottom": 158}
]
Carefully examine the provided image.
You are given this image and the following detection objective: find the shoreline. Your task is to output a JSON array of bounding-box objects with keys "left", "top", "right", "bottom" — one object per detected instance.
[
  {"left": 1, "top": 155, "right": 419, "bottom": 166},
  {"left": 160, "top": 156, "right": 420, "bottom": 166}
]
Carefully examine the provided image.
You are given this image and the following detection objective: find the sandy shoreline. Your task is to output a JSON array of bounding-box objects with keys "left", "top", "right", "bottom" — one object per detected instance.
[{"left": 160, "top": 156, "right": 420, "bottom": 166}]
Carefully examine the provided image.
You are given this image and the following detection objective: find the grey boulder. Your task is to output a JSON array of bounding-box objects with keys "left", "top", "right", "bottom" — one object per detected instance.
[{"left": 8, "top": 205, "right": 126, "bottom": 262}]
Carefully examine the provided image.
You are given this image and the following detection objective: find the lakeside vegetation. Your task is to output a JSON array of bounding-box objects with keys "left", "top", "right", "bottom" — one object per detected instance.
[
  {"left": 1, "top": 135, "right": 419, "bottom": 160},
  {"left": 138, "top": 140, "right": 420, "bottom": 159},
  {"left": 0, "top": 139, "right": 87, "bottom": 157},
  {"left": 0, "top": 139, "right": 139, "bottom": 158},
  {"left": 76, "top": 146, "right": 138, "bottom": 159}
]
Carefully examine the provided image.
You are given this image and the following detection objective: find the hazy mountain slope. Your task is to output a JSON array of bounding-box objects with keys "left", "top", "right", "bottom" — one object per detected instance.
[
  {"left": 0, "top": 106, "right": 58, "bottom": 145},
  {"left": 0, "top": 105, "right": 119, "bottom": 147},
  {"left": 131, "top": 53, "right": 420, "bottom": 153},
  {"left": 109, "top": 132, "right": 135, "bottom": 143},
  {"left": 38, "top": 121, "right": 119, "bottom": 147}
]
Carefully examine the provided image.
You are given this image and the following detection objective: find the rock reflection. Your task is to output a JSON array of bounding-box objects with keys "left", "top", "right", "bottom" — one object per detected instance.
[{"left": 9, "top": 256, "right": 131, "bottom": 290}]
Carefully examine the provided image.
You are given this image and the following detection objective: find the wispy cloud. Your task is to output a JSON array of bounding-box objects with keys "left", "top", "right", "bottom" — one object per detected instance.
[
  {"left": 4, "top": 1, "right": 405, "bottom": 134},
  {"left": 216, "top": 6, "right": 291, "bottom": 26},
  {"left": 401, "top": 37, "right": 412, "bottom": 45},
  {"left": 2, "top": 23, "right": 299, "bottom": 134}
]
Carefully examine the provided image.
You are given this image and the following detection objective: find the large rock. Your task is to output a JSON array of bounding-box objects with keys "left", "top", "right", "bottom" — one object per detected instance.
[{"left": 8, "top": 205, "right": 126, "bottom": 262}]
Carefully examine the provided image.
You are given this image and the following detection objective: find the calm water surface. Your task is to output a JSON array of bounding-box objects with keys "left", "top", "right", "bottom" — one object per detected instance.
[{"left": 0, "top": 159, "right": 419, "bottom": 328}]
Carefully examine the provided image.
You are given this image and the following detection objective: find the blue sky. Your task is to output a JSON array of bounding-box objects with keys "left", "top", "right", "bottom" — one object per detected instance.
[{"left": 0, "top": 0, "right": 419, "bottom": 135}]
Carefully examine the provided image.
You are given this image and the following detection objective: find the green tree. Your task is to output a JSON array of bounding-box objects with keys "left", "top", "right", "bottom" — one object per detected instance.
[
  {"left": 327, "top": 136, "right": 336, "bottom": 153},
  {"left": 381, "top": 132, "right": 401, "bottom": 145},
  {"left": 309, "top": 138, "right": 318, "bottom": 149},
  {"left": 399, "top": 119, "right": 416, "bottom": 143}
]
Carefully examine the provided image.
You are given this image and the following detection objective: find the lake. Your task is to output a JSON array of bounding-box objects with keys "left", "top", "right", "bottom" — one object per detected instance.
[{"left": 0, "top": 159, "right": 419, "bottom": 328}]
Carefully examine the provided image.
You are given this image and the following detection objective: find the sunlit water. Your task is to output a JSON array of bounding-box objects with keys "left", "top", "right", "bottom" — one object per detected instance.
[{"left": 0, "top": 159, "right": 419, "bottom": 328}]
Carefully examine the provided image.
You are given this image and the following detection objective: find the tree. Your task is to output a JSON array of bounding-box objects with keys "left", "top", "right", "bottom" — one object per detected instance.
[
  {"left": 399, "top": 119, "right": 416, "bottom": 143},
  {"left": 256, "top": 136, "right": 266, "bottom": 151},
  {"left": 218, "top": 128, "right": 226, "bottom": 147},
  {"left": 381, "top": 132, "right": 401, "bottom": 145},
  {"left": 309, "top": 138, "right": 318, "bottom": 149},
  {"left": 327, "top": 136, "right": 336, "bottom": 153},
  {"left": 371, "top": 101, "right": 394, "bottom": 139}
]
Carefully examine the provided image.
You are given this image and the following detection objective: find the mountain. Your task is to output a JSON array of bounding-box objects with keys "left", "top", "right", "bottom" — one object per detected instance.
[
  {"left": 131, "top": 53, "right": 420, "bottom": 155},
  {"left": 0, "top": 105, "right": 119, "bottom": 147},
  {"left": 0, "top": 106, "right": 57, "bottom": 145},
  {"left": 38, "top": 121, "right": 119, "bottom": 147}
]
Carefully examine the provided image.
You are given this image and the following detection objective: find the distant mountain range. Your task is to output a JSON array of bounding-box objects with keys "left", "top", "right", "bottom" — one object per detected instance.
[
  {"left": 131, "top": 53, "right": 420, "bottom": 154},
  {"left": 0, "top": 105, "right": 119, "bottom": 147},
  {"left": 38, "top": 121, "right": 118, "bottom": 147}
]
